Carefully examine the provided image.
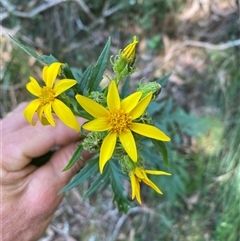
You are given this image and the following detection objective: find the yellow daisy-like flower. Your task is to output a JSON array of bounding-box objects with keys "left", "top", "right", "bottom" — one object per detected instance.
[
  {"left": 24, "top": 62, "right": 80, "bottom": 132},
  {"left": 130, "top": 167, "right": 171, "bottom": 204},
  {"left": 75, "top": 80, "right": 170, "bottom": 173},
  {"left": 121, "top": 36, "right": 138, "bottom": 63}
]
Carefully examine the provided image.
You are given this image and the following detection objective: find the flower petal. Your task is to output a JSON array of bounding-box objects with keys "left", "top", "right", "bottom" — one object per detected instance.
[
  {"left": 43, "top": 103, "right": 55, "bottom": 127},
  {"left": 54, "top": 79, "right": 77, "bottom": 96},
  {"left": 130, "top": 92, "right": 152, "bottom": 120},
  {"left": 44, "top": 62, "right": 62, "bottom": 88},
  {"left": 120, "top": 92, "right": 142, "bottom": 113},
  {"left": 76, "top": 94, "right": 109, "bottom": 118},
  {"left": 135, "top": 180, "right": 142, "bottom": 204},
  {"left": 130, "top": 123, "right": 170, "bottom": 141},
  {"left": 142, "top": 177, "right": 163, "bottom": 194},
  {"left": 24, "top": 99, "right": 41, "bottom": 125},
  {"left": 99, "top": 132, "right": 117, "bottom": 173},
  {"left": 130, "top": 172, "right": 137, "bottom": 199},
  {"left": 119, "top": 130, "right": 137, "bottom": 162},
  {"left": 42, "top": 65, "right": 48, "bottom": 84},
  {"left": 107, "top": 81, "right": 120, "bottom": 111},
  {"left": 83, "top": 118, "right": 109, "bottom": 131},
  {"left": 52, "top": 99, "right": 80, "bottom": 132},
  {"left": 145, "top": 170, "right": 171, "bottom": 176},
  {"left": 26, "top": 77, "right": 41, "bottom": 97}
]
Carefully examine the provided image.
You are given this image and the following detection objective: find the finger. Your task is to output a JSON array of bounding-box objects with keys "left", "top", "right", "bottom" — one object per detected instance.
[
  {"left": 3, "top": 118, "right": 85, "bottom": 171},
  {"left": 32, "top": 143, "right": 91, "bottom": 193},
  {"left": 25, "top": 144, "right": 92, "bottom": 214},
  {"left": 2, "top": 102, "right": 29, "bottom": 133}
]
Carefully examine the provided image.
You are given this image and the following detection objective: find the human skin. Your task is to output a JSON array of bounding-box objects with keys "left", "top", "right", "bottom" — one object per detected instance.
[{"left": 1, "top": 102, "right": 90, "bottom": 241}]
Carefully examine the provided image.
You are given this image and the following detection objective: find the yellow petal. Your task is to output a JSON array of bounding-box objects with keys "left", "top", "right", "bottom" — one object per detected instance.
[
  {"left": 130, "top": 92, "right": 152, "bottom": 120},
  {"left": 119, "top": 130, "right": 137, "bottom": 162},
  {"left": 83, "top": 118, "right": 109, "bottom": 131},
  {"left": 134, "top": 167, "right": 146, "bottom": 179},
  {"left": 99, "top": 132, "right": 117, "bottom": 173},
  {"left": 130, "top": 172, "right": 137, "bottom": 199},
  {"left": 120, "top": 92, "right": 142, "bottom": 113},
  {"left": 145, "top": 170, "right": 171, "bottom": 176},
  {"left": 26, "top": 77, "right": 41, "bottom": 97},
  {"left": 130, "top": 123, "right": 170, "bottom": 141},
  {"left": 37, "top": 105, "right": 44, "bottom": 123},
  {"left": 107, "top": 81, "right": 120, "bottom": 111},
  {"left": 24, "top": 99, "right": 41, "bottom": 125},
  {"left": 76, "top": 94, "right": 109, "bottom": 118},
  {"left": 52, "top": 99, "right": 80, "bottom": 132},
  {"left": 142, "top": 177, "right": 163, "bottom": 194},
  {"left": 42, "top": 65, "right": 48, "bottom": 84},
  {"left": 135, "top": 180, "right": 142, "bottom": 204},
  {"left": 44, "top": 62, "right": 62, "bottom": 88},
  {"left": 43, "top": 103, "right": 55, "bottom": 127},
  {"left": 54, "top": 79, "right": 77, "bottom": 96}
]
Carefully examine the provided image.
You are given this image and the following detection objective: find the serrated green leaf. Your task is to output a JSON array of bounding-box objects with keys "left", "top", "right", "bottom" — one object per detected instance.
[
  {"left": 87, "top": 37, "right": 111, "bottom": 92},
  {"left": 152, "top": 139, "right": 169, "bottom": 168},
  {"left": 62, "top": 144, "right": 83, "bottom": 171},
  {"left": 9, "top": 35, "right": 58, "bottom": 65},
  {"left": 59, "top": 157, "right": 99, "bottom": 193},
  {"left": 108, "top": 160, "right": 132, "bottom": 213},
  {"left": 83, "top": 170, "right": 109, "bottom": 200}
]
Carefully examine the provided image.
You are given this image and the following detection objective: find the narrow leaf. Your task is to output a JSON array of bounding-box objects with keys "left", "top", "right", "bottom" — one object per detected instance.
[
  {"left": 152, "top": 139, "right": 169, "bottom": 168},
  {"left": 59, "top": 157, "right": 99, "bottom": 193},
  {"left": 9, "top": 35, "right": 58, "bottom": 64},
  {"left": 62, "top": 144, "right": 83, "bottom": 171},
  {"left": 88, "top": 37, "right": 111, "bottom": 92},
  {"left": 77, "top": 64, "right": 93, "bottom": 95}
]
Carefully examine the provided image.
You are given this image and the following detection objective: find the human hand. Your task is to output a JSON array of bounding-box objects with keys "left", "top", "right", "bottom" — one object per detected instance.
[{"left": 1, "top": 102, "right": 90, "bottom": 241}]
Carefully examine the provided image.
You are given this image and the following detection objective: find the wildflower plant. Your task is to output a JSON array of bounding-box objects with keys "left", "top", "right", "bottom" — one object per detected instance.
[{"left": 10, "top": 35, "right": 172, "bottom": 212}]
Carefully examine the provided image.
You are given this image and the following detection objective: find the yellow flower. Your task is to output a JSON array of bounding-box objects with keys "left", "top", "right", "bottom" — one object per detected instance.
[
  {"left": 121, "top": 36, "right": 138, "bottom": 64},
  {"left": 24, "top": 62, "right": 80, "bottom": 132},
  {"left": 75, "top": 80, "right": 170, "bottom": 173},
  {"left": 130, "top": 167, "right": 171, "bottom": 204}
]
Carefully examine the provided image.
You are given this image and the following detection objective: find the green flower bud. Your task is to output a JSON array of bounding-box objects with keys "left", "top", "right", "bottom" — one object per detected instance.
[
  {"left": 110, "top": 36, "right": 138, "bottom": 83},
  {"left": 82, "top": 132, "right": 104, "bottom": 153},
  {"left": 137, "top": 81, "right": 162, "bottom": 100},
  {"left": 88, "top": 91, "right": 107, "bottom": 106}
]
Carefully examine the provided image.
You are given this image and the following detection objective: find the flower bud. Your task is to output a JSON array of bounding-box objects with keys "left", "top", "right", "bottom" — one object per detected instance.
[
  {"left": 137, "top": 82, "right": 162, "bottom": 100},
  {"left": 111, "top": 36, "right": 138, "bottom": 82}
]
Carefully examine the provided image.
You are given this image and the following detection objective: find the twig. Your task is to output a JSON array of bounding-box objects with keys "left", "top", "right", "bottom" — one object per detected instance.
[
  {"left": 183, "top": 39, "right": 240, "bottom": 50},
  {"left": 108, "top": 206, "right": 155, "bottom": 241},
  {"left": 75, "top": 0, "right": 96, "bottom": 21},
  {"left": 165, "top": 39, "right": 240, "bottom": 62},
  {"left": 2, "top": 0, "right": 64, "bottom": 18}
]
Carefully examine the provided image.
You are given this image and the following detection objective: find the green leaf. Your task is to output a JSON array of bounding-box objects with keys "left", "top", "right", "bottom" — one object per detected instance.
[
  {"left": 121, "top": 76, "right": 130, "bottom": 98},
  {"left": 108, "top": 160, "right": 132, "bottom": 213},
  {"left": 152, "top": 139, "right": 169, "bottom": 168},
  {"left": 9, "top": 35, "right": 58, "bottom": 65},
  {"left": 77, "top": 64, "right": 93, "bottom": 95},
  {"left": 156, "top": 73, "right": 171, "bottom": 87},
  {"left": 83, "top": 171, "right": 108, "bottom": 200},
  {"left": 87, "top": 37, "right": 111, "bottom": 92},
  {"left": 40, "top": 55, "right": 59, "bottom": 65},
  {"left": 62, "top": 144, "right": 84, "bottom": 171},
  {"left": 59, "top": 157, "right": 99, "bottom": 193}
]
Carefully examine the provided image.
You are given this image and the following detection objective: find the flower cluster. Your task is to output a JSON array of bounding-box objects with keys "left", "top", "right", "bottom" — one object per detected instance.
[{"left": 23, "top": 36, "right": 171, "bottom": 206}]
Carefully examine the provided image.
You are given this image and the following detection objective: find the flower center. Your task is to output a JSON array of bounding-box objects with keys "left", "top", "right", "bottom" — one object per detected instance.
[
  {"left": 39, "top": 86, "right": 55, "bottom": 105},
  {"left": 108, "top": 109, "right": 132, "bottom": 135}
]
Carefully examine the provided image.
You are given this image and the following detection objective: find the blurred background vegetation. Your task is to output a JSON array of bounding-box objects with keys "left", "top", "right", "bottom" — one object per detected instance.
[{"left": 1, "top": 0, "right": 240, "bottom": 240}]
